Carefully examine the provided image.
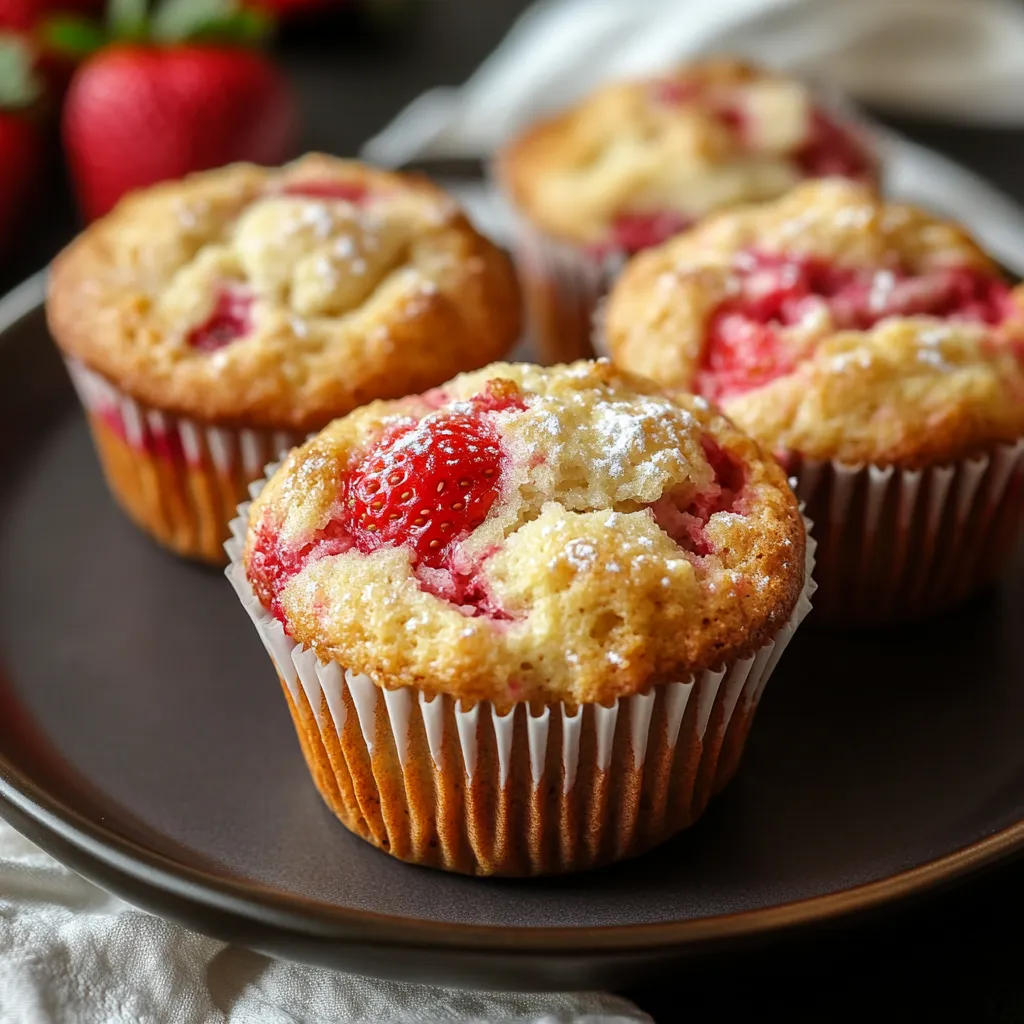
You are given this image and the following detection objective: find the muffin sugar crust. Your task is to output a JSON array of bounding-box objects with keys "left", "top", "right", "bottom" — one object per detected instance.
[
  {"left": 605, "top": 180, "right": 1024, "bottom": 466},
  {"left": 244, "top": 361, "right": 806, "bottom": 706},
  {"left": 497, "top": 59, "right": 876, "bottom": 251},
  {"left": 47, "top": 154, "right": 521, "bottom": 431}
]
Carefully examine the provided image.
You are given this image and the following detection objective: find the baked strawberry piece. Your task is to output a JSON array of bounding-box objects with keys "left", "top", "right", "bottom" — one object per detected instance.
[
  {"left": 605, "top": 180, "right": 1024, "bottom": 622},
  {"left": 186, "top": 286, "right": 255, "bottom": 352},
  {"left": 346, "top": 387, "right": 518, "bottom": 565},
  {"left": 696, "top": 253, "right": 1014, "bottom": 404},
  {"left": 233, "top": 360, "right": 812, "bottom": 874}
]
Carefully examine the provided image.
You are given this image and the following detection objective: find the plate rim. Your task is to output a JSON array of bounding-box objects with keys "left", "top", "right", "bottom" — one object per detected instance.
[
  {"left": 2, "top": 271, "right": 1024, "bottom": 960},
  {"left": 4, "top": 744, "right": 1024, "bottom": 957}
]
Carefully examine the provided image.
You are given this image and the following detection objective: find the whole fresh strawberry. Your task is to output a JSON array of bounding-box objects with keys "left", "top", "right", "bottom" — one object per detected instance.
[
  {"left": 0, "top": 34, "right": 42, "bottom": 258},
  {"left": 47, "top": 0, "right": 297, "bottom": 220}
]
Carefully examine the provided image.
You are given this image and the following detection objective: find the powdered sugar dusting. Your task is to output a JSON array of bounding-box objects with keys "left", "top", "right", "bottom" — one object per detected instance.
[
  {"left": 916, "top": 346, "right": 953, "bottom": 370},
  {"left": 562, "top": 538, "right": 597, "bottom": 572},
  {"left": 190, "top": 175, "right": 463, "bottom": 332},
  {"left": 828, "top": 349, "right": 875, "bottom": 373},
  {"left": 500, "top": 382, "right": 710, "bottom": 512}
]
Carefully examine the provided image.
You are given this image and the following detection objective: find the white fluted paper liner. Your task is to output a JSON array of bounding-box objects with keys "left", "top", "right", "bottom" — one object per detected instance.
[
  {"left": 506, "top": 211, "right": 618, "bottom": 365},
  {"left": 65, "top": 357, "right": 300, "bottom": 563},
  {"left": 225, "top": 468, "right": 815, "bottom": 875},
  {"left": 789, "top": 438, "right": 1024, "bottom": 623},
  {"left": 66, "top": 358, "right": 299, "bottom": 477}
]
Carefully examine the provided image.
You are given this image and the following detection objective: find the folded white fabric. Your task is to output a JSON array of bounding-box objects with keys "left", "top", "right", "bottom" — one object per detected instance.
[
  {"left": 362, "top": 0, "right": 1024, "bottom": 169},
  {"left": 0, "top": 822, "right": 651, "bottom": 1023}
]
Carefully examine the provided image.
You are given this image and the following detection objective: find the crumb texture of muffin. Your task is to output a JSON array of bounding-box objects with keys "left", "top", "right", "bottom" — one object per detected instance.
[
  {"left": 47, "top": 154, "right": 521, "bottom": 431},
  {"left": 605, "top": 179, "right": 1024, "bottom": 466},
  {"left": 498, "top": 59, "right": 876, "bottom": 252},
  {"left": 243, "top": 360, "right": 806, "bottom": 706}
]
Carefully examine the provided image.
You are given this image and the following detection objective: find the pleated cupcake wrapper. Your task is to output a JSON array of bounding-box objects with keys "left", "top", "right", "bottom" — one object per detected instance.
[
  {"left": 65, "top": 357, "right": 300, "bottom": 564},
  {"left": 224, "top": 466, "right": 816, "bottom": 875},
  {"left": 590, "top": 298, "right": 613, "bottom": 360},
  {"left": 789, "top": 438, "right": 1024, "bottom": 624},
  {"left": 505, "top": 210, "right": 621, "bottom": 366}
]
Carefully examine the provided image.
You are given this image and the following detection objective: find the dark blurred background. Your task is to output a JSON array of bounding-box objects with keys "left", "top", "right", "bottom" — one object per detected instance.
[{"left": 4, "top": 2, "right": 1024, "bottom": 1019}]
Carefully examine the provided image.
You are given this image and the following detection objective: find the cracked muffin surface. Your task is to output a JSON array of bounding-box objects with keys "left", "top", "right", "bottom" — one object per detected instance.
[
  {"left": 48, "top": 154, "right": 521, "bottom": 431},
  {"left": 605, "top": 180, "right": 1024, "bottom": 465},
  {"left": 498, "top": 58, "right": 877, "bottom": 252},
  {"left": 244, "top": 360, "right": 806, "bottom": 705}
]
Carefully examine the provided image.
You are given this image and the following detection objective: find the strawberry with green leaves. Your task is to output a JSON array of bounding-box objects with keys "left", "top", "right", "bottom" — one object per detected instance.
[
  {"left": 47, "top": 0, "right": 297, "bottom": 220},
  {"left": 0, "top": 34, "right": 42, "bottom": 259}
]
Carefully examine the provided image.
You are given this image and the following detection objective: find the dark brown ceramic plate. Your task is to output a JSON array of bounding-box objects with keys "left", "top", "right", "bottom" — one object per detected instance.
[{"left": 1, "top": 272, "right": 1024, "bottom": 991}]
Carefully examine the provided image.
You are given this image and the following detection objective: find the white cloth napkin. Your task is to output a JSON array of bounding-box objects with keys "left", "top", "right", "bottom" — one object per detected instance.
[{"left": 0, "top": 820, "right": 651, "bottom": 1023}]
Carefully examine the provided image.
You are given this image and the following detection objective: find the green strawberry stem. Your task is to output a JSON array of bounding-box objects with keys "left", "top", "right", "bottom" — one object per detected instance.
[
  {"left": 0, "top": 34, "right": 42, "bottom": 110},
  {"left": 39, "top": 18, "right": 108, "bottom": 59},
  {"left": 41, "top": 0, "right": 273, "bottom": 61}
]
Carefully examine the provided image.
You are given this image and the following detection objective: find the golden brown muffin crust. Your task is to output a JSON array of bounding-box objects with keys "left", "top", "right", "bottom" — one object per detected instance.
[
  {"left": 47, "top": 155, "right": 521, "bottom": 431},
  {"left": 244, "top": 360, "right": 806, "bottom": 706},
  {"left": 497, "top": 58, "right": 877, "bottom": 246},
  {"left": 605, "top": 180, "right": 1024, "bottom": 465}
]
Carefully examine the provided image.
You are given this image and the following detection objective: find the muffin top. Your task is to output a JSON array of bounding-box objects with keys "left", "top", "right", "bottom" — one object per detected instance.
[
  {"left": 243, "top": 360, "right": 806, "bottom": 706},
  {"left": 496, "top": 58, "right": 876, "bottom": 251},
  {"left": 47, "top": 154, "right": 521, "bottom": 431},
  {"left": 605, "top": 180, "right": 1024, "bottom": 466}
]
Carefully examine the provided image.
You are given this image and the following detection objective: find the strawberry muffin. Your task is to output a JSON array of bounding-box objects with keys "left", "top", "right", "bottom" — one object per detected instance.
[
  {"left": 226, "top": 360, "right": 814, "bottom": 876},
  {"left": 47, "top": 154, "right": 521, "bottom": 564},
  {"left": 496, "top": 58, "right": 877, "bottom": 364},
  {"left": 605, "top": 180, "right": 1024, "bottom": 623}
]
